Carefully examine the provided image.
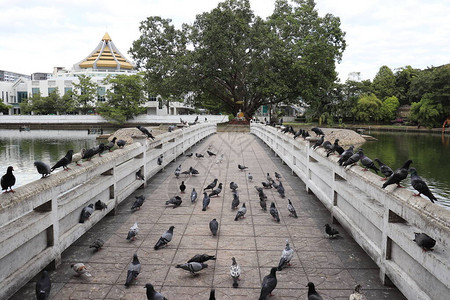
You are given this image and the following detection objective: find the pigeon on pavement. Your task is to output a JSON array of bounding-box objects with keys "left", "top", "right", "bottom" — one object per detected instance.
[
  {"left": 35, "top": 271, "right": 51, "bottom": 300},
  {"left": 202, "top": 192, "right": 211, "bottom": 211},
  {"left": 145, "top": 283, "right": 168, "bottom": 300},
  {"left": 207, "top": 150, "right": 216, "bottom": 156},
  {"left": 261, "top": 181, "right": 272, "bottom": 189},
  {"left": 349, "top": 284, "right": 367, "bottom": 300},
  {"left": 260, "top": 197, "right": 267, "bottom": 211},
  {"left": 79, "top": 204, "right": 94, "bottom": 223},
  {"left": 382, "top": 160, "right": 413, "bottom": 189},
  {"left": 277, "top": 240, "right": 294, "bottom": 270},
  {"left": 157, "top": 154, "right": 163, "bottom": 165},
  {"left": 270, "top": 202, "right": 280, "bottom": 223},
  {"left": 175, "top": 262, "right": 208, "bottom": 275},
  {"left": 126, "top": 222, "right": 139, "bottom": 241},
  {"left": 325, "top": 224, "right": 339, "bottom": 238},
  {"left": 116, "top": 139, "right": 126, "bottom": 148},
  {"left": 276, "top": 181, "right": 285, "bottom": 198},
  {"left": 410, "top": 168, "right": 437, "bottom": 203},
  {"left": 89, "top": 238, "right": 105, "bottom": 251},
  {"left": 136, "top": 169, "right": 145, "bottom": 180},
  {"left": 175, "top": 165, "right": 182, "bottom": 178},
  {"left": 229, "top": 181, "right": 238, "bottom": 191},
  {"left": 209, "top": 289, "right": 215, "bottom": 300},
  {"left": 51, "top": 150, "right": 73, "bottom": 171},
  {"left": 232, "top": 193, "right": 240, "bottom": 210},
  {"left": 238, "top": 164, "right": 248, "bottom": 171},
  {"left": 248, "top": 172, "right": 253, "bottom": 181},
  {"left": 287, "top": 199, "right": 298, "bottom": 218},
  {"left": 204, "top": 179, "right": 218, "bottom": 191},
  {"left": 374, "top": 158, "right": 394, "bottom": 180},
  {"left": 234, "top": 203, "right": 247, "bottom": 221},
  {"left": 230, "top": 257, "right": 241, "bottom": 288},
  {"left": 307, "top": 282, "right": 323, "bottom": 300},
  {"left": 195, "top": 153, "right": 204, "bottom": 158},
  {"left": 95, "top": 200, "right": 107, "bottom": 210},
  {"left": 185, "top": 153, "right": 193, "bottom": 157},
  {"left": 275, "top": 172, "right": 282, "bottom": 180},
  {"left": 190, "top": 188, "right": 198, "bottom": 203},
  {"left": 187, "top": 254, "right": 216, "bottom": 263},
  {"left": 259, "top": 267, "right": 278, "bottom": 300},
  {"left": 137, "top": 125, "right": 155, "bottom": 140},
  {"left": 154, "top": 226, "right": 174, "bottom": 250},
  {"left": 125, "top": 253, "right": 141, "bottom": 287},
  {"left": 71, "top": 263, "right": 91, "bottom": 277},
  {"left": 34, "top": 161, "right": 51, "bottom": 178},
  {"left": 189, "top": 166, "right": 199, "bottom": 175},
  {"left": 131, "top": 195, "right": 145, "bottom": 210},
  {"left": 216, "top": 153, "right": 224, "bottom": 164},
  {"left": 413, "top": 232, "right": 436, "bottom": 251},
  {"left": 179, "top": 181, "right": 186, "bottom": 193},
  {"left": 209, "top": 183, "right": 223, "bottom": 197},
  {"left": 209, "top": 219, "right": 219, "bottom": 236},
  {"left": 166, "top": 196, "right": 182, "bottom": 208},
  {"left": 1, "top": 166, "right": 16, "bottom": 193}
]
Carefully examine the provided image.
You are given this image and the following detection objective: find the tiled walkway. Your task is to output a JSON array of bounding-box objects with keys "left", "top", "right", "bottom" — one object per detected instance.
[{"left": 12, "top": 132, "right": 406, "bottom": 299}]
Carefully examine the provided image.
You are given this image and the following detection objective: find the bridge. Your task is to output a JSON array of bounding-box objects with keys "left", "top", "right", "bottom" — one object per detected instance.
[{"left": 3, "top": 124, "right": 449, "bottom": 299}]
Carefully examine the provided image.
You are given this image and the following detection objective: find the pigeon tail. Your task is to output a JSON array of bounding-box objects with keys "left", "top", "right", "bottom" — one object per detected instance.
[{"left": 233, "top": 277, "right": 239, "bottom": 288}]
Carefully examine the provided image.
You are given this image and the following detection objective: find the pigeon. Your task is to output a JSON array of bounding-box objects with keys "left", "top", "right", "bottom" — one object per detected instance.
[
  {"left": 166, "top": 196, "right": 182, "bottom": 208},
  {"left": 307, "top": 282, "right": 323, "bottom": 300},
  {"left": 230, "top": 257, "right": 241, "bottom": 288},
  {"left": 276, "top": 181, "right": 285, "bottom": 198},
  {"left": 410, "top": 168, "right": 437, "bottom": 203},
  {"left": 95, "top": 200, "right": 107, "bottom": 210},
  {"left": 338, "top": 145, "right": 354, "bottom": 166},
  {"left": 322, "top": 140, "right": 333, "bottom": 152},
  {"left": 35, "top": 271, "right": 51, "bottom": 300},
  {"left": 127, "top": 222, "right": 139, "bottom": 240},
  {"left": 190, "top": 188, "right": 198, "bottom": 203},
  {"left": 312, "top": 135, "right": 325, "bottom": 150},
  {"left": 81, "top": 147, "right": 96, "bottom": 161},
  {"left": 136, "top": 170, "right": 145, "bottom": 180},
  {"left": 79, "top": 204, "right": 94, "bottom": 223},
  {"left": 131, "top": 195, "right": 145, "bottom": 210},
  {"left": 266, "top": 173, "right": 273, "bottom": 182},
  {"left": 34, "top": 161, "right": 51, "bottom": 178},
  {"left": 275, "top": 172, "right": 282, "bottom": 180},
  {"left": 287, "top": 199, "right": 298, "bottom": 218},
  {"left": 209, "top": 183, "right": 223, "bottom": 197},
  {"left": 51, "top": 150, "right": 73, "bottom": 171},
  {"left": 216, "top": 153, "right": 224, "bottom": 164},
  {"left": 271, "top": 180, "right": 279, "bottom": 189},
  {"left": 209, "top": 219, "right": 219, "bottom": 236},
  {"left": 137, "top": 125, "right": 155, "bottom": 139},
  {"left": 104, "top": 137, "right": 117, "bottom": 152},
  {"left": 71, "top": 263, "right": 91, "bottom": 277},
  {"left": 188, "top": 254, "right": 216, "bottom": 263},
  {"left": 261, "top": 181, "right": 272, "bottom": 189},
  {"left": 234, "top": 203, "right": 247, "bottom": 221},
  {"left": 175, "top": 262, "right": 208, "bottom": 275},
  {"left": 116, "top": 139, "right": 126, "bottom": 148},
  {"left": 326, "top": 139, "right": 344, "bottom": 157},
  {"left": 195, "top": 153, "right": 204, "bottom": 158},
  {"left": 204, "top": 179, "right": 218, "bottom": 191},
  {"left": 413, "top": 232, "right": 436, "bottom": 251},
  {"left": 259, "top": 267, "right": 277, "bottom": 300},
  {"left": 1, "top": 166, "right": 15, "bottom": 193},
  {"left": 342, "top": 148, "right": 363, "bottom": 168},
  {"left": 248, "top": 172, "right": 253, "bottom": 181},
  {"left": 229, "top": 181, "right": 238, "bottom": 191},
  {"left": 145, "top": 283, "right": 168, "bottom": 300},
  {"left": 360, "top": 151, "right": 379, "bottom": 174},
  {"left": 125, "top": 253, "right": 141, "bottom": 287},
  {"left": 175, "top": 165, "right": 182, "bottom": 178},
  {"left": 325, "top": 224, "right": 339, "bottom": 238},
  {"left": 92, "top": 143, "right": 106, "bottom": 157},
  {"left": 189, "top": 166, "right": 199, "bottom": 175},
  {"left": 277, "top": 240, "right": 294, "bottom": 270},
  {"left": 202, "top": 192, "right": 210, "bottom": 211},
  {"left": 270, "top": 202, "right": 280, "bottom": 223},
  {"left": 302, "top": 130, "right": 310, "bottom": 139},
  {"left": 89, "top": 238, "right": 104, "bottom": 251},
  {"left": 186, "top": 152, "right": 193, "bottom": 157},
  {"left": 293, "top": 128, "right": 303, "bottom": 139},
  {"left": 374, "top": 158, "right": 394, "bottom": 180},
  {"left": 154, "top": 226, "right": 174, "bottom": 250},
  {"left": 179, "top": 181, "right": 186, "bottom": 193},
  {"left": 382, "top": 160, "right": 413, "bottom": 189},
  {"left": 238, "top": 164, "right": 248, "bottom": 171},
  {"left": 157, "top": 154, "right": 163, "bottom": 165},
  {"left": 207, "top": 150, "right": 216, "bottom": 156},
  {"left": 231, "top": 193, "right": 240, "bottom": 210},
  {"left": 181, "top": 169, "right": 191, "bottom": 176},
  {"left": 168, "top": 125, "right": 176, "bottom": 132},
  {"left": 311, "top": 127, "right": 324, "bottom": 136},
  {"left": 260, "top": 198, "right": 267, "bottom": 211},
  {"left": 71, "top": 149, "right": 85, "bottom": 166},
  {"left": 349, "top": 284, "right": 367, "bottom": 300},
  {"left": 255, "top": 186, "right": 264, "bottom": 194}
]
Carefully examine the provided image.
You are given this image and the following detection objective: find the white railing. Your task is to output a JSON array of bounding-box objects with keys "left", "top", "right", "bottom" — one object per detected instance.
[
  {"left": 0, "top": 123, "right": 216, "bottom": 300},
  {"left": 251, "top": 123, "right": 449, "bottom": 300}
]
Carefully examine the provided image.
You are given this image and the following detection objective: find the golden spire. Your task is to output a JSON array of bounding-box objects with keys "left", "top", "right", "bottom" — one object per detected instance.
[{"left": 102, "top": 32, "right": 111, "bottom": 42}]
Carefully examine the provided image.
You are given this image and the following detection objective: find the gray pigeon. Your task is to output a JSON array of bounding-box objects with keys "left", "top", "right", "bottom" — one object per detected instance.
[
  {"left": 275, "top": 172, "right": 282, "bottom": 180},
  {"left": 342, "top": 148, "right": 363, "bottom": 168},
  {"left": 137, "top": 125, "right": 155, "bottom": 139},
  {"left": 166, "top": 196, "right": 182, "bottom": 208},
  {"left": 34, "top": 161, "right": 51, "bottom": 178},
  {"left": 270, "top": 202, "right": 280, "bottom": 223},
  {"left": 117, "top": 139, "right": 126, "bottom": 148},
  {"left": 382, "top": 160, "right": 413, "bottom": 189},
  {"left": 125, "top": 253, "right": 141, "bottom": 287},
  {"left": 277, "top": 240, "right": 294, "bottom": 270},
  {"left": 154, "top": 226, "right": 174, "bottom": 250},
  {"left": 35, "top": 271, "right": 51, "bottom": 300},
  {"left": 238, "top": 164, "right": 248, "bottom": 171},
  {"left": 374, "top": 158, "right": 394, "bottom": 180},
  {"left": 311, "top": 127, "right": 324, "bottom": 136},
  {"left": 175, "top": 262, "right": 208, "bottom": 275},
  {"left": 89, "top": 238, "right": 105, "bottom": 251},
  {"left": 190, "top": 188, "right": 198, "bottom": 203},
  {"left": 259, "top": 267, "right": 277, "bottom": 300},
  {"left": 51, "top": 150, "right": 73, "bottom": 171},
  {"left": 261, "top": 181, "right": 272, "bottom": 189},
  {"left": 131, "top": 195, "right": 145, "bottom": 210},
  {"left": 209, "top": 218, "right": 219, "bottom": 236},
  {"left": 266, "top": 173, "right": 273, "bottom": 182},
  {"left": 209, "top": 183, "right": 223, "bottom": 197},
  {"left": 360, "top": 151, "right": 379, "bottom": 174},
  {"left": 145, "top": 283, "right": 167, "bottom": 300},
  {"left": 410, "top": 168, "right": 437, "bottom": 203},
  {"left": 325, "top": 224, "right": 339, "bottom": 238},
  {"left": 413, "top": 232, "right": 436, "bottom": 251},
  {"left": 260, "top": 198, "right": 267, "bottom": 211},
  {"left": 312, "top": 135, "right": 324, "bottom": 150},
  {"left": 187, "top": 254, "right": 216, "bottom": 263},
  {"left": 79, "top": 204, "right": 94, "bottom": 223},
  {"left": 104, "top": 137, "right": 117, "bottom": 152},
  {"left": 307, "top": 282, "right": 323, "bottom": 300},
  {"left": 202, "top": 192, "right": 210, "bottom": 211},
  {"left": 126, "top": 222, "right": 139, "bottom": 240},
  {"left": 157, "top": 154, "right": 163, "bottom": 165},
  {"left": 234, "top": 203, "right": 247, "bottom": 221},
  {"left": 276, "top": 181, "right": 285, "bottom": 198},
  {"left": 231, "top": 193, "right": 240, "bottom": 210},
  {"left": 204, "top": 179, "right": 218, "bottom": 191},
  {"left": 175, "top": 164, "right": 181, "bottom": 178},
  {"left": 95, "top": 200, "right": 107, "bottom": 210},
  {"left": 248, "top": 172, "right": 253, "bottom": 181},
  {"left": 287, "top": 199, "right": 298, "bottom": 218},
  {"left": 229, "top": 181, "right": 238, "bottom": 191},
  {"left": 338, "top": 145, "right": 354, "bottom": 166}
]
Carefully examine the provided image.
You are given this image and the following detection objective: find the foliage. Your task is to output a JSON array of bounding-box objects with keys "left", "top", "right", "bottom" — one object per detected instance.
[
  {"left": 410, "top": 93, "right": 444, "bottom": 128},
  {"left": 73, "top": 74, "right": 98, "bottom": 114},
  {"left": 97, "top": 74, "right": 146, "bottom": 124},
  {"left": 394, "top": 65, "right": 419, "bottom": 105},
  {"left": 59, "top": 90, "right": 78, "bottom": 114},
  {"left": 380, "top": 96, "right": 400, "bottom": 122},
  {"left": 0, "top": 102, "right": 12, "bottom": 114},
  {"left": 372, "top": 65, "right": 396, "bottom": 100},
  {"left": 352, "top": 93, "right": 382, "bottom": 123}
]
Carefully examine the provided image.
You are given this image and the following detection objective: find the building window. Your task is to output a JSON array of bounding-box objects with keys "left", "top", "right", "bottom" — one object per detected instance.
[
  {"left": 48, "top": 88, "right": 56, "bottom": 95},
  {"left": 158, "top": 99, "right": 163, "bottom": 109},
  {"left": 149, "top": 96, "right": 157, "bottom": 101},
  {"left": 64, "top": 87, "right": 72, "bottom": 95},
  {"left": 17, "top": 92, "right": 27, "bottom": 103},
  {"left": 32, "top": 88, "right": 40, "bottom": 95},
  {"left": 97, "top": 87, "right": 106, "bottom": 102}
]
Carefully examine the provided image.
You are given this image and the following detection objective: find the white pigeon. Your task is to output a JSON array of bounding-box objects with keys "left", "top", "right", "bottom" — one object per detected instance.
[
  {"left": 277, "top": 240, "right": 294, "bottom": 270},
  {"left": 126, "top": 222, "right": 139, "bottom": 241},
  {"left": 216, "top": 153, "right": 224, "bottom": 164},
  {"left": 349, "top": 284, "right": 367, "bottom": 300},
  {"left": 247, "top": 172, "right": 253, "bottom": 182},
  {"left": 71, "top": 263, "right": 92, "bottom": 277},
  {"left": 230, "top": 257, "right": 241, "bottom": 288}
]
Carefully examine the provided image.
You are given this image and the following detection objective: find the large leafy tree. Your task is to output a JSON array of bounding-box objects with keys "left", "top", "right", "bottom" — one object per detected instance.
[
  {"left": 380, "top": 96, "right": 400, "bottom": 122},
  {"left": 73, "top": 74, "right": 98, "bottom": 114},
  {"left": 97, "top": 74, "right": 146, "bottom": 124},
  {"left": 130, "top": 0, "right": 346, "bottom": 119},
  {"left": 372, "top": 65, "right": 396, "bottom": 100},
  {"left": 410, "top": 93, "right": 444, "bottom": 128},
  {"left": 352, "top": 93, "right": 382, "bottom": 123},
  {"left": 394, "top": 65, "right": 419, "bottom": 105}
]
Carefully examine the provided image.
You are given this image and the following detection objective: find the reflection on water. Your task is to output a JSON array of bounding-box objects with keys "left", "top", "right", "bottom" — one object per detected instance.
[
  {"left": 0, "top": 130, "right": 99, "bottom": 188},
  {"left": 362, "top": 131, "right": 450, "bottom": 208}
]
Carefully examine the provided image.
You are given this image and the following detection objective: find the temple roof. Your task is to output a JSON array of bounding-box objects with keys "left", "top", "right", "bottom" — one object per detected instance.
[{"left": 74, "top": 33, "right": 134, "bottom": 71}]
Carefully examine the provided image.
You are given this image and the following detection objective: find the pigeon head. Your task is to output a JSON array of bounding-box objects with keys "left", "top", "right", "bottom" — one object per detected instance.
[
  {"left": 7, "top": 166, "right": 14, "bottom": 172},
  {"left": 232, "top": 257, "right": 236, "bottom": 264},
  {"left": 270, "top": 202, "right": 276, "bottom": 208},
  {"left": 169, "top": 226, "right": 175, "bottom": 231},
  {"left": 88, "top": 204, "right": 94, "bottom": 208},
  {"left": 402, "top": 160, "right": 413, "bottom": 169},
  {"left": 202, "top": 263, "right": 208, "bottom": 268},
  {"left": 307, "top": 282, "right": 316, "bottom": 290},
  {"left": 144, "top": 283, "right": 155, "bottom": 291},
  {"left": 270, "top": 267, "right": 277, "bottom": 275},
  {"left": 409, "top": 168, "right": 418, "bottom": 175}
]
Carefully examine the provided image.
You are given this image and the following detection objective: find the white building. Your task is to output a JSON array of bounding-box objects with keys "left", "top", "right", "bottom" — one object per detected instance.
[{"left": 0, "top": 33, "right": 194, "bottom": 115}]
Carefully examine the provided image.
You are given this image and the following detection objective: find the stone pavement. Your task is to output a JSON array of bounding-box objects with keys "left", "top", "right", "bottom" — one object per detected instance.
[{"left": 11, "top": 132, "right": 406, "bottom": 299}]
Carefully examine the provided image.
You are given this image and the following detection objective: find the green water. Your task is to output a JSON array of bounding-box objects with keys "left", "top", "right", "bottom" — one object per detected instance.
[{"left": 361, "top": 131, "right": 449, "bottom": 208}]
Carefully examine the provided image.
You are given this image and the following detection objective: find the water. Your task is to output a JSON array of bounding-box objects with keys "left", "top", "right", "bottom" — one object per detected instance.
[
  {"left": 0, "top": 130, "right": 99, "bottom": 188},
  {"left": 361, "top": 131, "right": 450, "bottom": 208}
]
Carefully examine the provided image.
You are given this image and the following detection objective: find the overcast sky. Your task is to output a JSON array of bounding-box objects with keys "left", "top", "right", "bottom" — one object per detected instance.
[{"left": 1, "top": 0, "right": 449, "bottom": 82}]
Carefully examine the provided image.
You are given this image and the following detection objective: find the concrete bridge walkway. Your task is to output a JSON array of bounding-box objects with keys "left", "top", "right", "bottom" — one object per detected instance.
[{"left": 11, "top": 132, "right": 406, "bottom": 299}]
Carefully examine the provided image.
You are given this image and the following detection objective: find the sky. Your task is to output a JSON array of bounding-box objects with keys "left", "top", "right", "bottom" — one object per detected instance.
[{"left": 1, "top": 0, "right": 449, "bottom": 82}]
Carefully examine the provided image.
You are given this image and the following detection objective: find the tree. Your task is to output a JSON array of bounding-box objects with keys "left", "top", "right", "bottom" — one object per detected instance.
[
  {"left": 410, "top": 93, "right": 444, "bottom": 128},
  {"left": 372, "top": 65, "right": 396, "bottom": 100},
  {"left": 394, "top": 65, "right": 419, "bottom": 105},
  {"left": 0, "top": 102, "right": 12, "bottom": 114},
  {"left": 73, "top": 74, "right": 98, "bottom": 114},
  {"left": 352, "top": 93, "right": 382, "bottom": 123},
  {"left": 380, "top": 96, "right": 400, "bottom": 122},
  {"left": 97, "top": 74, "right": 146, "bottom": 124},
  {"left": 59, "top": 90, "right": 77, "bottom": 114}
]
